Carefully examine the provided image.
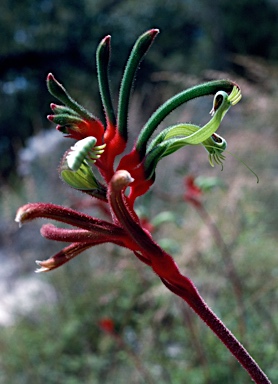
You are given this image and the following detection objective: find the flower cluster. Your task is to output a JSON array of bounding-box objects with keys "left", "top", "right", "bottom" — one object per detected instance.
[
  {"left": 15, "top": 30, "right": 273, "bottom": 384},
  {"left": 16, "top": 29, "right": 241, "bottom": 273}
]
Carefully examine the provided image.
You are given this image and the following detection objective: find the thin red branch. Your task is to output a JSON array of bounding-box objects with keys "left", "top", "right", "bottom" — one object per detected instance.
[{"left": 108, "top": 170, "right": 271, "bottom": 384}]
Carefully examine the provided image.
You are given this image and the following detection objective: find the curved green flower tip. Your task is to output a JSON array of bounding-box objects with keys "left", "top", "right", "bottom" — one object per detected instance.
[
  {"left": 210, "top": 85, "right": 241, "bottom": 117},
  {"left": 47, "top": 113, "right": 85, "bottom": 126},
  {"left": 228, "top": 85, "right": 242, "bottom": 106},
  {"left": 160, "top": 86, "right": 241, "bottom": 148},
  {"left": 97, "top": 35, "right": 111, "bottom": 65},
  {"left": 202, "top": 133, "right": 227, "bottom": 168},
  {"left": 66, "top": 136, "right": 106, "bottom": 172},
  {"left": 46, "top": 73, "right": 95, "bottom": 121},
  {"left": 50, "top": 103, "right": 80, "bottom": 116},
  {"left": 136, "top": 80, "right": 239, "bottom": 157},
  {"left": 144, "top": 85, "right": 241, "bottom": 173}
]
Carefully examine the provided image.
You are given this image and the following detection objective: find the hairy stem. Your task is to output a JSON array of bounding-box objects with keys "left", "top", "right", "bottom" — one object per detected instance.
[
  {"left": 109, "top": 170, "right": 271, "bottom": 384},
  {"left": 161, "top": 278, "right": 271, "bottom": 384}
]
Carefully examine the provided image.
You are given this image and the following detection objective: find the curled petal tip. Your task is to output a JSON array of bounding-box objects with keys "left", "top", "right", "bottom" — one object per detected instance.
[
  {"left": 15, "top": 215, "right": 20, "bottom": 224},
  {"left": 228, "top": 86, "right": 242, "bottom": 105},
  {"left": 35, "top": 267, "right": 50, "bottom": 273},
  {"left": 209, "top": 107, "right": 215, "bottom": 117},
  {"left": 111, "top": 170, "right": 134, "bottom": 191},
  {"left": 15, "top": 207, "right": 25, "bottom": 227},
  {"left": 47, "top": 73, "right": 54, "bottom": 81},
  {"left": 15, "top": 220, "right": 22, "bottom": 228},
  {"left": 149, "top": 28, "right": 160, "bottom": 35},
  {"left": 102, "top": 35, "right": 111, "bottom": 43},
  {"left": 35, "top": 260, "right": 50, "bottom": 273}
]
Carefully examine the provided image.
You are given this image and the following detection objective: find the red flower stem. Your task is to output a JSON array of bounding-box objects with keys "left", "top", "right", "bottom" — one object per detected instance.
[
  {"left": 109, "top": 170, "right": 271, "bottom": 384},
  {"left": 160, "top": 277, "right": 271, "bottom": 384}
]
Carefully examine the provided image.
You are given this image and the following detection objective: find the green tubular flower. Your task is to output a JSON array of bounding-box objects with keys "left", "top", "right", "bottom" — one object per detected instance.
[
  {"left": 96, "top": 35, "right": 116, "bottom": 128},
  {"left": 164, "top": 86, "right": 241, "bottom": 145},
  {"left": 117, "top": 29, "right": 159, "bottom": 141},
  {"left": 135, "top": 80, "right": 239, "bottom": 158},
  {"left": 143, "top": 86, "right": 241, "bottom": 179},
  {"left": 50, "top": 104, "right": 80, "bottom": 117}
]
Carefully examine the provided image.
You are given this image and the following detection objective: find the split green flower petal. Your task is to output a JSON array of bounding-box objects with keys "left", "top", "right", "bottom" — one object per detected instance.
[
  {"left": 143, "top": 86, "right": 241, "bottom": 179},
  {"left": 60, "top": 159, "right": 107, "bottom": 200}
]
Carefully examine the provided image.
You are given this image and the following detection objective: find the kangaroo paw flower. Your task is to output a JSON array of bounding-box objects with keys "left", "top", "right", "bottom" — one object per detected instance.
[{"left": 15, "top": 31, "right": 270, "bottom": 384}]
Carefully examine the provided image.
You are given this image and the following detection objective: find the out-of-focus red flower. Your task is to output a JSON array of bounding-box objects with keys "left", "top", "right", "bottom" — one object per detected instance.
[
  {"left": 99, "top": 317, "right": 115, "bottom": 333},
  {"left": 184, "top": 176, "right": 203, "bottom": 208}
]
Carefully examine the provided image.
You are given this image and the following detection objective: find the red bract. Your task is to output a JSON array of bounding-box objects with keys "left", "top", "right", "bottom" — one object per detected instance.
[{"left": 15, "top": 30, "right": 270, "bottom": 384}]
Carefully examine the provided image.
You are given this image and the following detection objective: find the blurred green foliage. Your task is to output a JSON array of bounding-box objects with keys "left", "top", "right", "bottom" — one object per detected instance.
[{"left": 1, "top": 0, "right": 278, "bottom": 179}]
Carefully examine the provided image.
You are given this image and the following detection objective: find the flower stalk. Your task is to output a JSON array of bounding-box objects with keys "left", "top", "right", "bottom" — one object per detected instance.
[{"left": 15, "top": 30, "right": 271, "bottom": 383}]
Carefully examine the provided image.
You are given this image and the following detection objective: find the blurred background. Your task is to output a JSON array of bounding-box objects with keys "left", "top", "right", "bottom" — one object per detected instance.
[{"left": 0, "top": 0, "right": 277, "bottom": 383}]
